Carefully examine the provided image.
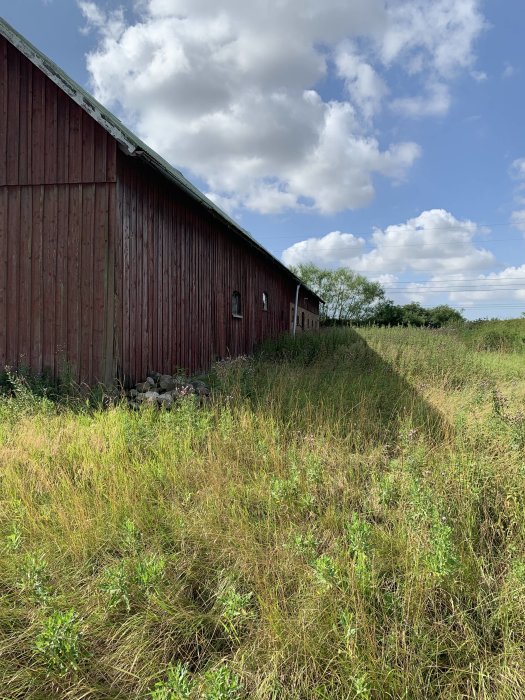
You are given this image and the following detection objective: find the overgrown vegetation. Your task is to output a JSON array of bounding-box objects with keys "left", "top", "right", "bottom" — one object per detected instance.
[
  {"left": 1, "top": 324, "right": 525, "bottom": 698},
  {"left": 457, "top": 317, "right": 525, "bottom": 352},
  {"left": 366, "top": 299, "right": 465, "bottom": 327}
]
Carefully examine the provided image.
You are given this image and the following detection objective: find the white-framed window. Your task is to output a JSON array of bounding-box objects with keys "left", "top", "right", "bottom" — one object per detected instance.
[{"left": 232, "top": 290, "right": 242, "bottom": 318}]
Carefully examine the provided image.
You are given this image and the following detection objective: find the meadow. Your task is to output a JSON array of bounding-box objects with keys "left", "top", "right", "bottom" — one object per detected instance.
[{"left": 1, "top": 322, "right": 525, "bottom": 699}]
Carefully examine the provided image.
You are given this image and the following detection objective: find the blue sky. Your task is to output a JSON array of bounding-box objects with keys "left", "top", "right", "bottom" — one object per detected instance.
[{"left": 2, "top": 0, "right": 525, "bottom": 318}]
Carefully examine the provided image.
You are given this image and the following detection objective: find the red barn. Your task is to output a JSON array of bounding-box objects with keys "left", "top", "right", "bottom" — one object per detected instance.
[{"left": 0, "top": 17, "right": 321, "bottom": 386}]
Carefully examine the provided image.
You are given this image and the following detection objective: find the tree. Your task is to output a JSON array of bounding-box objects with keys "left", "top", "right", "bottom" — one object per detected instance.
[
  {"left": 427, "top": 305, "right": 465, "bottom": 327},
  {"left": 400, "top": 302, "right": 430, "bottom": 327},
  {"left": 290, "top": 263, "right": 384, "bottom": 324},
  {"left": 369, "top": 299, "right": 404, "bottom": 326}
]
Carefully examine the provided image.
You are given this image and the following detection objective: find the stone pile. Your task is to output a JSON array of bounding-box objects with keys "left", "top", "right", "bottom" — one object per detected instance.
[{"left": 127, "top": 372, "right": 210, "bottom": 409}]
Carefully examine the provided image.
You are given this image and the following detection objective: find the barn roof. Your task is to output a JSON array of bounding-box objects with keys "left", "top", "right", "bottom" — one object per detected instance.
[{"left": 0, "top": 16, "right": 323, "bottom": 304}]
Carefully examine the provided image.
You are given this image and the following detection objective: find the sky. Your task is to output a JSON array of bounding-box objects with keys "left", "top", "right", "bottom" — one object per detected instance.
[{"left": 2, "top": 0, "right": 525, "bottom": 318}]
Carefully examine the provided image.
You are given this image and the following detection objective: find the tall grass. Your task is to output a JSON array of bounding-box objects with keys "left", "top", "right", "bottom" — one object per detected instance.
[
  {"left": 1, "top": 327, "right": 525, "bottom": 698},
  {"left": 457, "top": 318, "right": 525, "bottom": 353}
]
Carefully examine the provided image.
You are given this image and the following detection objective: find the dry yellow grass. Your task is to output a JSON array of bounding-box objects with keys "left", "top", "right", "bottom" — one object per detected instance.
[{"left": 1, "top": 326, "right": 525, "bottom": 698}]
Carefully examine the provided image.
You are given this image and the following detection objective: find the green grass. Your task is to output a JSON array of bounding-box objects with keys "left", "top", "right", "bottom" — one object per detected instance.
[
  {"left": 456, "top": 318, "right": 525, "bottom": 353},
  {"left": 1, "top": 326, "right": 525, "bottom": 698}
]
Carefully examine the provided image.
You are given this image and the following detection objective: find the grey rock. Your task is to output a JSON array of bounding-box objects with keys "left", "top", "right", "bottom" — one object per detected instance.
[
  {"left": 192, "top": 380, "right": 210, "bottom": 396},
  {"left": 159, "top": 374, "right": 177, "bottom": 391},
  {"left": 143, "top": 391, "right": 160, "bottom": 402},
  {"left": 129, "top": 389, "right": 139, "bottom": 397},
  {"left": 157, "top": 393, "right": 173, "bottom": 407},
  {"left": 135, "top": 381, "right": 152, "bottom": 392}
]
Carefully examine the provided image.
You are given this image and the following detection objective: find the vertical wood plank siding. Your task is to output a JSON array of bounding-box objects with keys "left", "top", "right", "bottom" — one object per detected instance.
[
  {"left": 0, "top": 36, "right": 117, "bottom": 384},
  {"left": 116, "top": 153, "right": 319, "bottom": 383},
  {"left": 1, "top": 33, "right": 319, "bottom": 387}
]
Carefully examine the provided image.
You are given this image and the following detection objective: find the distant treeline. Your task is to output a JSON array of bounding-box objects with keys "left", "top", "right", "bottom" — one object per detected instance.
[
  {"left": 333, "top": 300, "right": 465, "bottom": 328},
  {"left": 291, "top": 263, "right": 466, "bottom": 328}
]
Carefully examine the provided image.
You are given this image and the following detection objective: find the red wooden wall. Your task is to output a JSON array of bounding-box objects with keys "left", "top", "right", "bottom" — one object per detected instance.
[
  {"left": 0, "top": 36, "right": 117, "bottom": 384},
  {"left": 0, "top": 32, "right": 319, "bottom": 386},
  {"left": 115, "top": 153, "right": 318, "bottom": 381}
]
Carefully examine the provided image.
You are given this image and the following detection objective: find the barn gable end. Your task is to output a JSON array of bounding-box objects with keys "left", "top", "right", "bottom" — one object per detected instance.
[{"left": 0, "top": 32, "right": 117, "bottom": 384}]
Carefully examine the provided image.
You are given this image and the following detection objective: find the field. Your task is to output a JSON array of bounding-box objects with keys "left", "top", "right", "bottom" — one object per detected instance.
[{"left": 1, "top": 322, "right": 525, "bottom": 699}]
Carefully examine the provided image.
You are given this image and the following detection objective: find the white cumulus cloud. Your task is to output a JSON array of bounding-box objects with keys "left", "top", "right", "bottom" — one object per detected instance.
[
  {"left": 78, "top": 0, "right": 486, "bottom": 215},
  {"left": 282, "top": 210, "right": 525, "bottom": 314},
  {"left": 380, "top": 0, "right": 486, "bottom": 77},
  {"left": 282, "top": 209, "right": 495, "bottom": 276},
  {"left": 282, "top": 231, "right": 366, "bottom": 268},
  {"left": 390, "top": 83, "right": 451, "bottom": 118},
  {"left": 446, "top": 268, "right": 525, "bottom": 306}
]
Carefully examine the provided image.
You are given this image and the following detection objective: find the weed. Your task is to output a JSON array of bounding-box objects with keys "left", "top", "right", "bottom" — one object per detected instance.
[
  {"left": 352, "top": 674, "right": 371, "bottom": 699},
  {"left": 270, "top": 472, "right": 299, "bottom": 506},
  {"left": 313, "top": 554, "right": 341, "bottom": 589},
  {"left": 216, "top": 577, "right": 254, "bottom": 641},
  {"left": 34, "top": 609, "right": 86, "bottom": 675},
  {"left": 303, "top": 452, "right": 324, "bottom": 485},
  {"left": 345, "top": 513, "right": 371, "bottom": 556},
  {"left": 149, "top": 662, "right": 193, "bottom": 699},
  {"left": 336, "top": 609, "right": 357, "bottom": 649},
  {"left": 121, "top": 518, "right": 142, "bottom": 553},
  {"left": 18, "top": 552, "right": 51, "bottom": 603},
  {"left": 100, "top": 561, "right": 131, "bottom": 612},
  {"left": 426, "top": 516, "right": 458, "bottom": 580},
  {"left": 100, "top": 553, "right": 165, "bottom": 611},
  {"left": 135, "top": 554, "right": 166, "bottom": 594},
  {"left": 287, "top": 530, "right": 319, "bottom": 560},
  {"left": 202, "top": 665, "right": 242, "bottom": 700},
  {"left": 5, "top": 520, "right": 22, "bottom": 551}
]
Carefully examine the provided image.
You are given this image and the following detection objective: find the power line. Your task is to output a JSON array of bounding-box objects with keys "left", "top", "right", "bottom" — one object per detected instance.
[
  {"left": 417, "top": 305, "right": 525, "bottom": 308},
  {"left": 383, "top": 283, "right": 525, "bottom": 289},
  {"left": 384, "top": 287, "right": 523, "bottom": 294},
  {"left": 311, "top": 267, "right": 524, "bottom": 275},
  {"left": 269, "top": 239, "right": 524, "bottom": 254},
  {"left": 273, "top": 259, "right": 525, "bottom": 279},
  {"left": 370, "top": 304, "right": 525, "bottom": 308},
  {"left": 384, "top": 284, "right": 525, "bottom": 289},
  {"left": 259, "top": 223, "right": 525, "bottom": 242},
  {"left": 380, "top": 276, "right": 525, "bottom": 283}
]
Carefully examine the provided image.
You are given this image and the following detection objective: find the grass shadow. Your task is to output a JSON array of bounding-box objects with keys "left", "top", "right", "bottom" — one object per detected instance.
[{"left": 213, "top": 327, "right": 448, "bottom": 449}]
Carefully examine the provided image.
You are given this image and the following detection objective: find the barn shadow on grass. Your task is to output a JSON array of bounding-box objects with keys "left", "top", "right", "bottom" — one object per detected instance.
[{"left": 238, "top": 327, "right": 448, "bottom": 448}]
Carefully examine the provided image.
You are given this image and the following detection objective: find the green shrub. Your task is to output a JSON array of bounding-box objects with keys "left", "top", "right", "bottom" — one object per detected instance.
[
  {"left": 202, "top": 665, "right": 242, "bottom": 700},
  {"left": 149, "top": 662, "right": 193, "bottom": 699},
  {"left": 34, "top": 609, "right": 86, "bottom": 675}
]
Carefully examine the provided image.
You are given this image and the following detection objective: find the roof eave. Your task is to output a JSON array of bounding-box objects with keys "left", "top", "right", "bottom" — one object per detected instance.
[{"left": 0, "top": 15, "right": 324, "bottom": 305}]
